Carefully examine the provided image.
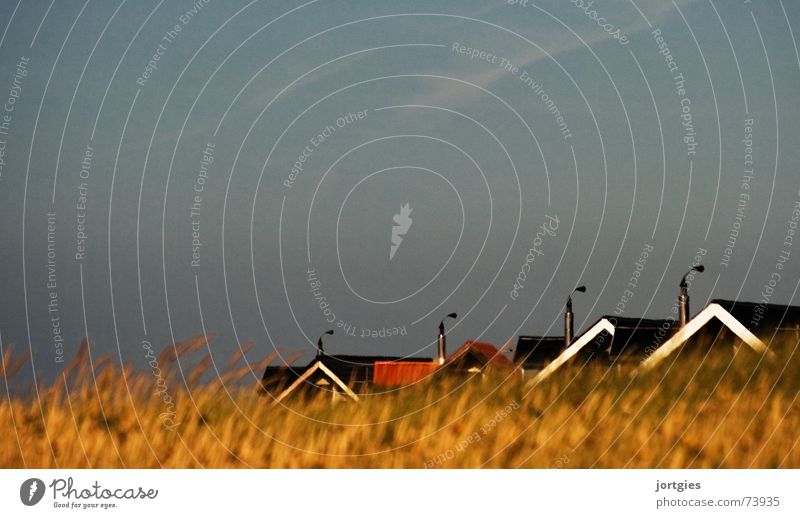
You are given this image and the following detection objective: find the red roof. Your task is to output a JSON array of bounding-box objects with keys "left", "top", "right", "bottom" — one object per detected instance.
[
  {"left": 373, "top": 361, "right": 438, "bottom": 386},
  {"left": 371, "top": 340, "right": 512, "bottom": 386}
]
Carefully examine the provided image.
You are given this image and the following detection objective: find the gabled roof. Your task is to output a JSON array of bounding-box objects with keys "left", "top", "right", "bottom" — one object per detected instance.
[
  {"left": 639, "top": 302, "right": 769, "bottom": 370},
  {"left": 444, "top": 340, "right": 513, "bottom": 371},
  {"left": 527, "top": 318, "right": 617, "bottom": 386},
  {"left": 272, "top": 360, "right": 359, "bottom": 405},
  {"left": 709, "top": 299, "right": 800, "bottom": 334}
]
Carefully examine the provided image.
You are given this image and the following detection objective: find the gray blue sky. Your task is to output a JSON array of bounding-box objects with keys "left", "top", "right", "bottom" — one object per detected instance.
[{"left": 0, "top": 0, "right": 798, "bottom": 380}]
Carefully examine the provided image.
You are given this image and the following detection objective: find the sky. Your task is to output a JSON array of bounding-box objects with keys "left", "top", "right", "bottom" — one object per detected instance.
[{"left": 0, "top": 0, "right": 798, "bottom": 381}]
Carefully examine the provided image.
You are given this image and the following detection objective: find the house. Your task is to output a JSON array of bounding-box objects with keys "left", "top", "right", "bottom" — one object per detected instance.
[
  {"left": 525, "top": 318, "right": 611, "bottom": 386},
  {"left": 525, "top": 316, "right": 677, "bottom": 385},
  {"left": 271, "top": 359, "right": 360, "bottom": 405},
  {"left": 261, "top": 296, "right": 799, "bottom": 400},
  {"left": 263, "top": 338, "right": 515, "bottom": 401},
  {"left": 709, "top": 299, "right": 800, "bottom": 347},
  {"left": 264, "top": 353, "right": 432, "bottom": 403},
  {"left": 639, "top": 300, "right": 774, "bottom": 370}
]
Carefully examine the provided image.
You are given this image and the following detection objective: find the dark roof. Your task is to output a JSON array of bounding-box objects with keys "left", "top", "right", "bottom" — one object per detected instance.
[
  {"left": 601, "top": 316, "right": 676, "bottom": 330},
  {"left": 513, "top": 336, "right": 564, "bottom": 368},
  {"left": 576, "top": 316, "right": 677, "bottom": 362},
  {"left": 260, "top": 365, "right": 303, "bottom": 394},
  {"left": 710, "top": 299, "right": 800, "bottom": 334},
  {"left": 261, "top": 361, "right": 308, "bottom": 379}
]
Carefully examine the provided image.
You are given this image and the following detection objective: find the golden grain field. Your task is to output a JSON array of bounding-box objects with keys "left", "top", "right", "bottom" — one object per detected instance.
[{"left": 1, "top": 335, "right": 798, "bottom": 468}]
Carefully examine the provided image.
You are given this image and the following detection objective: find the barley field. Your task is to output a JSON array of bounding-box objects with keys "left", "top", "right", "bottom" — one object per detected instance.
[{"left": 1, "top": 335, "right": 798, "bottom": 468}]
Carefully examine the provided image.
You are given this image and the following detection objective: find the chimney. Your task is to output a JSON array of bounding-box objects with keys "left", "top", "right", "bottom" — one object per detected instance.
[
  {"left": 564, "top": 298, "right": 574, "bottom": 349},
  {"left": 564, "top": 286, "right": 585, "bottom": 348},
  {"left": 437, "top": 313, "right": 457, "bottom": 364},
  {"left": 437, "top": 325, "right": 446, "bottom": 365},
  {"left": 678, "top": 285, "right": 690, "bottom": 328}
]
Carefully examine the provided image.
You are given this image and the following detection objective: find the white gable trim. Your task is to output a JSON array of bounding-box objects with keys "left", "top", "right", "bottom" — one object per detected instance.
[
  {"left": 527, "top": 318, "right": 616, "bottom": 386},
  {"left": 273, "top": 361, "right": 359, "bottom": 405},
  {"left": 316, "top": 362, "right": 360, "bottom": 401},
  {"left": 639, "top": 303, "right": 768, "bottom": 370}
]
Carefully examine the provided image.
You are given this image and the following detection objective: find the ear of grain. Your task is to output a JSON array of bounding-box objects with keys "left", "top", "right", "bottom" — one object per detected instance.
[{"left": 0, "top": 337, "right": 797, "bottom": 468}]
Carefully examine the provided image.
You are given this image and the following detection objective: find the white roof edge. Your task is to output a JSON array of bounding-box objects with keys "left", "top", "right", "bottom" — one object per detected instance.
[
  {"left": 317, "top": 362, "right": 360, "bottom": 401},
  {"left": 639, "top": 303, "right": 769, "bottom": 371},
  {"left": 273, "top": 361, "right": 360, "bottom": 406},
  {"left": 528, "top": 318, "right": 616, "bottom": 386}
]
